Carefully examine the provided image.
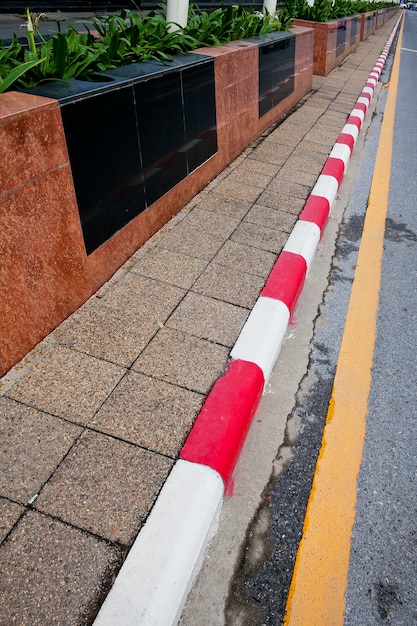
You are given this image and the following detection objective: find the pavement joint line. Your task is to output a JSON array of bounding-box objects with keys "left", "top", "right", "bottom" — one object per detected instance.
[{"left": 92, "top": 14, "right": 403, "bottom": 626}]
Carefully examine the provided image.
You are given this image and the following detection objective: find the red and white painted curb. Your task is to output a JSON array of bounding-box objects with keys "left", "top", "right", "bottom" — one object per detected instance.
[{"left": 94, "top": 17, "right": 401, "bottom": 626}]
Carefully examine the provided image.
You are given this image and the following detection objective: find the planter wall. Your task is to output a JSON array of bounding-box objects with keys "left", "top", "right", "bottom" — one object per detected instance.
[
  {"left": 360, "top": 11, "right": 378, "bottom": 40},
  {"left": 294, "top": 14, "right": 361, "bottom": 76},
  {"left": 0, "top": 27, "right": 313, "bottom": 375}
]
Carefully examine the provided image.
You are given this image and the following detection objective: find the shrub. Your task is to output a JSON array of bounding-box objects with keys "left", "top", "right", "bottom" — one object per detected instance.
[{"left": 0, "top": 4, "right": 292, "bottom": 93}]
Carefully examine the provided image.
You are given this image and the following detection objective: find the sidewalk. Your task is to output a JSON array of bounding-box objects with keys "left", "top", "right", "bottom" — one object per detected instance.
[{"left": 0, "top": 16, "right": 400, "bottom": 625}]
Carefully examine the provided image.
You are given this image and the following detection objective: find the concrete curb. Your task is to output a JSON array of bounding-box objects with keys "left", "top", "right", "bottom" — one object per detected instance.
[{"left": 93, "top": 16, "right": 402, "bottom": 626}]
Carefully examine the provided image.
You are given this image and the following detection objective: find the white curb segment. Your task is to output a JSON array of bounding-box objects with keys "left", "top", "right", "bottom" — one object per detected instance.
[
  {"left": 329, "top": 143, "right": 352, "bottom": 169},
  {"left": 94, "top": 460, "right": 224, "bottom": 626},
  {"left": 311, "top": 174, "right": 339, "bottom": 206},
  {"left": 341, "top": 122, "right": 360, "bottom": 142},
  {"left": 283, "top": 219, "right": 322, "bottom": 266},
  {"left": 231, "top": 296, "right": 290, "bottom": 384}
]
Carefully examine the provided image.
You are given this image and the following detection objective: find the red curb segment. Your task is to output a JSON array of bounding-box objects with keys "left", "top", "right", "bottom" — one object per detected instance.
[
  {"left": 360, "top": 91, "right": 372, "bottom": 102},
  {"left": 347, "top": 114, "right": 363, "bottom": 128},
  {"left": 354, "top": 102, "right": 368, "bottom": 115},
  {"left": 180, "top": 359, "right": 265, "bottom": 487},
  {"left": 337, "top": 133, "right": 356, "bottom": 151},
  {"left": 299, "top": 195, "right": 330, "bottom": 234},
  {"left": 261, "top": 251, "right": 307, "bottom": 312},
  {"left": 322, "top": 157, "right": 345, "bottom": 184}
]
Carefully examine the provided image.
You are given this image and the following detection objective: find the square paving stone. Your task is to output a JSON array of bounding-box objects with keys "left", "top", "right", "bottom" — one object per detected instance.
[
  {"left": 192, "top": 263, "right": 265, "bottom": 309},
  {"left": 180, "top": 207, "right": 240, "bottom": 239},
  {"left": 266, "top": 177, "right": 311, "bottom": 200},
  {"left": 0, "top": 397, "right": 82, "bottom": 503},
  {"left": 292, "top": 147, "right": 329, "bottom": 170},
  {"left": 299, "top": 140, "right": 332, "bottom": 155},
  {"left": 0, "top": 510, "right": 122, "bottom": 625},
  {"left": 6, "top": 346, "right": 125, "bottom": 426},
  {"left": 279, "top": 154, "right": 326, "bottom": 177},
  {"left": 166, "top": 292, "right": 249, "bottom": 348},
  {"left": 131, "top": 247, "right": 207, "bottom": 289},
  {"left": 319, "top": 111, "right": 349, "bottom": 128},
  {"left": 265, "top": 123, "right": 308, "bottom": 147},
  {"left": 289, "top": 105, "right": 325, "bottom": 127},
  {"left": 35, "top": 430, "right": 173, "bottom": 545},
  {"left": 304, "top": 126, "right": 339, "bottom": 148},
  {"left": 132, "top": 328, "right": 229, "bottom": 394},
  {"left": 157, "top": 220, "right": 225, "bottom": 261},
  {"left": 247, "top": 142, "right": 293, "bottom": 166},
  {"left": 100, "top": 272, "right": 186, "bottom": 321},
  {"left": 274, "top": 165, "right": 322, "bottom": 186},
  {"left": 90, "top": 370, "right": 203, "bottom": 455},
  {"left": 54, "top": 301, "right": 158, "bottom": 368},
  {"left": 245, "top": 205, "right": 298, "bottom": 235},
  {"left": 223, "top": 167, "right": 275, "bottom": 190},
  {"left": 232, "top": 158, "right": 279, "bottom": 178},
  {"left": 256, "top": 190, "right": 306, "bottom": 215},
  {"left": 213, "top": 240, "right": 276, "bottom": 279},
  {"left": 231, "top": 221, "right": 288, "bottom": 255},
  {"left": 0, "top": 498, "right": 24, "bottom": 543},
  {"left": 210, "top": 178, "right": 262, "bottom": 203},
  {"left": 195, "top": 193, "right": 252, "bottom": 220}
]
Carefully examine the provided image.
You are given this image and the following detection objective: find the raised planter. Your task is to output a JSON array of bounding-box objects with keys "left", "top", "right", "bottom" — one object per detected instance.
[
  {"left": 294, "top": 14, "right": 362, "bottom": 76},
  {"left": 0, "top": 26, "right": 313, "bottom": 375}
]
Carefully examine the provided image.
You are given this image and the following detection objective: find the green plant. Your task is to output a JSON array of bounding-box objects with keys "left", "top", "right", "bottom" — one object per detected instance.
[
  {"left": 282, "top": 0, "right": 398, "bottom": 21},
  {"left": 0, "top": 5, "right": 293, "bottom": 93}
]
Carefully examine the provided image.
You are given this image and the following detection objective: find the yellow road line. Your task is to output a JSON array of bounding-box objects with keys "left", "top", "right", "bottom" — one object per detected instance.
[{"left": 283, "top": 22, "right": 404, "bottom": 626}]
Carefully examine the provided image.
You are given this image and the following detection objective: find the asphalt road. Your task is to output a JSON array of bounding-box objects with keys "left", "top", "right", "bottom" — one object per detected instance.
[
  {"left": 344, "top": 11, "right": 417, "bottom": 624},
  {"left": 180, "top": 11, "right": 416, "bottom": 625}
]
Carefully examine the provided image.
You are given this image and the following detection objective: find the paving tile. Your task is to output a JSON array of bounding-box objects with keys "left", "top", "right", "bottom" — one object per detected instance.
[
  {"left": 304, "top": 126, "right": 339, "bottom": 149},
  {"left": 0, "top": 510, "right": 122, "bottom": 625},
  {"left": 35, "top": 430, "right": 173, "bottom": 545},
  {"left": 54, "top": 301, "right": 158, "bottom": 368},
  {"left": 90, "top": 370, "right": 204, "bottom": 454},
  {"left": 0, "top": 397, "right": 82, "bottom": 503},
  {"left": 319, "top": 111, "right": 349, "bottom": 128},
  {"left": 245, "top": 204, "right": 299, "bottom": 235},
  {"left": 231, "top": 221, "right": 288, "bottom": 255},
  {"left": 292, "top": 146, "right": 330, "bottom": 168},
  {"left": 6, "top": 347, "right": 124, "bottom": 426},
  {"left": 0, "top": 498, "right": 24, "bottom": 543},
  {"left": 266, "top": 122, "right": 309, "bottom": 146},
  {"left": 194, "top": 192, "right": 252, "bottom": 220},
  {"left": 252, "top": 190, "right": 306, "bottom": 216},
  {"left": 156, "top": 220, "right": 225, "bottom": 261},
  {"left": 213, "top": 240, "right": 276, "bottom": 279},
  {"left": 273, "top": 166, "right": 318, "bottom": 187},
  {"left": 303, "top": 96, "right": 333, "bottom": 110},
  {"left": 132, "top": 328, "right": 229, "bottom": 394},
  {"left": 247, "top": 141, "right": 294, "bottom": 166},
  {"left": 180, "top": 207, "right": 240, "bottom": 239},
  {"left": 210, "top": 178, "right": 262, "bottom": 203},
  {"left": 192, "top": 262, "right": 265, "bottom": 309},
  {"left": 266, "top": 177, "right": 311, "bottom": 200},
  {"left": 223, "top": 167, "right": 275, "bottom": 190},
  {"left": 166, "top": 292, "right": 249, "bottom": 348},
  {"left": 288, "top": 105, "right": 324, "bottom": 127},
  {"left": 130, "top": 247, "right": 207, "bottom": 289},
  {"left": 232, "top": 158, "right": 279, "bottom": 178},
  {"left": 100, "top": 272, "right": 186, "bottom": 321},
  {"left": 279, "top": 154, "right": 326, "bottom": 177}
]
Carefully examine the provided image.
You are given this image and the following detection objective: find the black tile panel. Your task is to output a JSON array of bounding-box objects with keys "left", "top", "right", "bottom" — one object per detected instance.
[
  {"left": 182, "top": 61, "right": 218, "bottom": 174},
  {"left": 60, "top": 86, "right": 145, "bottom": 254},
  {"left": 257, "top": 33, "right": 295, "bottom": 118},
  {"left": 23, "top": 55, "right": 218, "bottom": 253},
  {"left": 336, "top": 20, "right": 347, "bottom": 57}
]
